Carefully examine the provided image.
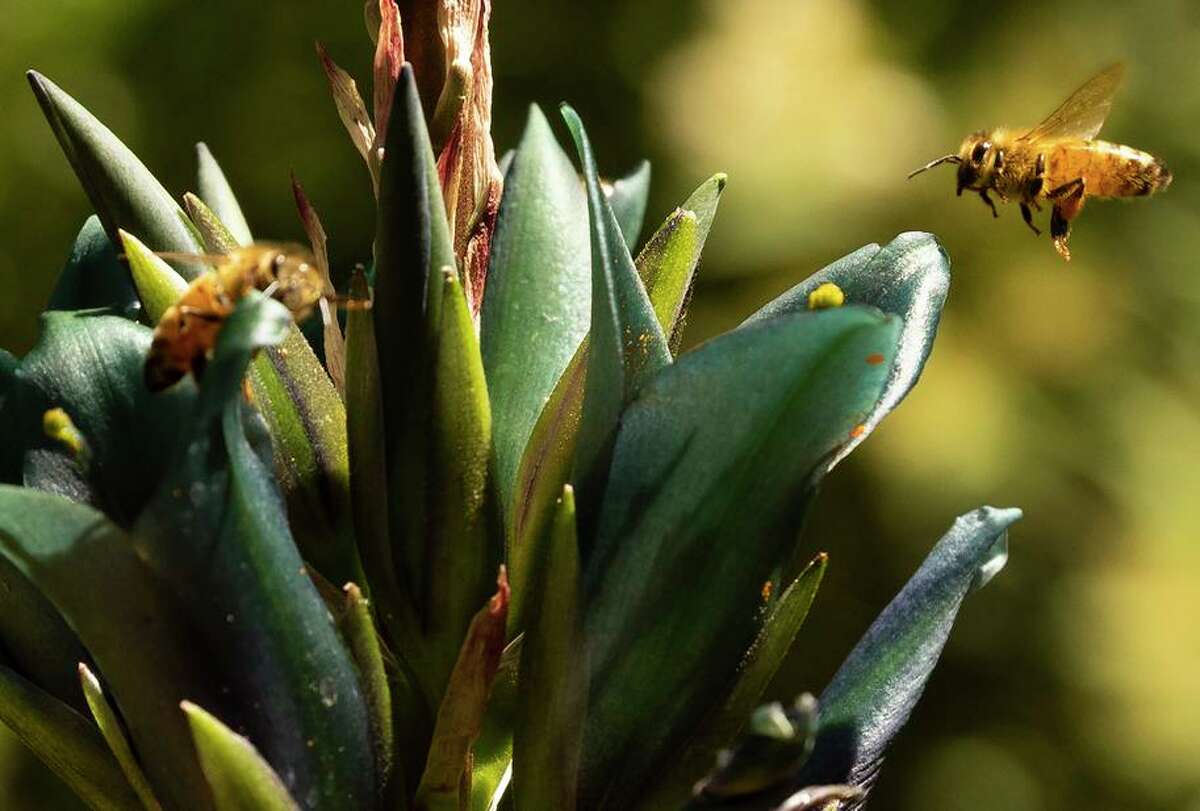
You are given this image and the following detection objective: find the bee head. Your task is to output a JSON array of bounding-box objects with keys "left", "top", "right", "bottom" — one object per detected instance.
[{"left": 955, "top": 132, "right": 998, "bottom": 195}]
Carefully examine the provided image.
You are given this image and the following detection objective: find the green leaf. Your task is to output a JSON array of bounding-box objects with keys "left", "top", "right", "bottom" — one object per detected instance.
[
  {"left": 183, "top": 702, "right": 300, "bottom": 811},
  {"left": 467, "top": 640, "right": 516, "bottom": 811},
  {"left": 182, "top": 192, "right": 241, "bottom": 255},
  {"left": 196, "top": 142, "right": 253, "bottom": 246},
  {"left": 606, "top": 160, "right": 651, "bottom": 251},
  {"left": 480, "top": 105, "right": 590, "bottom": 527},
  {"left": 338, "top": 583, "right": 395, "bottom": 792},
  {"left": 372, "top": 63, "right": 456, "bottom": 617},
  {"left": 795, "top": 506, "right": 1021, "bottom": 802},
  {"left": 415, "top": 574, "right": 510, "bottom": 811},
  {"left": 0, "top": 487, "right": 222, "bottom": 810},
  {"left": 133, "top": 294, "right": 375, "bottom": 809},
  {"left": 637, "top": 554, "right": 827, "bottom": 810},
  {"left": 0, "top": 310, "right": 195, "bottom": 527},
  {"left": 743, "top": 232, "right": 951, "bottom": 471},
  {"left": 0, "top": 663, "right": 142, "bottom": 811},
  {"left": 248, "top": 325, "right": 363, "bottom": 590},
  {"left": 506, "top": 341, "right": 586, "bottom": 632},
  {"left": 0, "top": 554, "right": 89, "bottom": 714},
  {"left": 78, "top": 663, "right": 163, "bottom": 811},
  {"left": 514, "top": 485, "right": 587, "bottom": 811},
  {"left": 578, "top": 307, "right": 901, "bottom": 810},
  {"left": 119, "top": 230, "right": 188, "bottom": 324},
  {"left": 27, "top": 71, "right": 205, "bottom": 279},
  {"left": 635, "top": 173, "right": 726, "bottom": 349},
  {"left": 47, "top": 216, "right": 140, "bottom": 319},
  {"left": 560, "top": 104, "right": 670, "bottom": 537},
  {"left": 424, "top": 271, "right": 497, "bottom": 691}
]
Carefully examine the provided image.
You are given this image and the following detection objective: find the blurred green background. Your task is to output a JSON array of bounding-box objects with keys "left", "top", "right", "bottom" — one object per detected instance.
[{"left": 2, "top": 1, "right": 1199, "bottom": 809}]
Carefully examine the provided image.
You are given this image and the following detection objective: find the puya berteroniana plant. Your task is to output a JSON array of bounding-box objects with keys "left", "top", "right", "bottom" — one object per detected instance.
[{"left": 0, "top": 2, "right": 1020, "bottom": 809}]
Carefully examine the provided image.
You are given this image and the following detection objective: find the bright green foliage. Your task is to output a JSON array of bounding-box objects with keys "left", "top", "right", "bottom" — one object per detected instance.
[{"left": 0, "top": 10, "right": 1019, "bottom": 811}]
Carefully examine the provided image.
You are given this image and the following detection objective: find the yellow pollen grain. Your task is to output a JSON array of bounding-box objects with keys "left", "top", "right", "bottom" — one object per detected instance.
[{"left": 807, "top": 282, "right": 845, "bottom": 310}]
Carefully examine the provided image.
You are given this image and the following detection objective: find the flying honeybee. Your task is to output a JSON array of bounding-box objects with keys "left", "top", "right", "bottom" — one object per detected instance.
[
  {"left": 144, "top": 243, "right": 325, "bottom": 391},
  {"left": 909, "top": 63, "right": 1171, "bottom": 260}
]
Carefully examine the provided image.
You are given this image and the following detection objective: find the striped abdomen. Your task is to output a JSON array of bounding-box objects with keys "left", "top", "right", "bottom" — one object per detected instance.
[{"left": 1047, "top": 140, "right": 1172, "bottom": 199}]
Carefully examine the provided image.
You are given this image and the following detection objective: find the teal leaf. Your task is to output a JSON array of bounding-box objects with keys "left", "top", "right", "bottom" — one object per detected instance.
[
  {"left": 637, "top": 554, "right": 827, "bottom": 810},
  {"left": 133, "top": 294, "right": 375, "bottom": 809},
  {"left": 47, "top": 216, "right": 140, "bottom": 319},
  {"left": 0, "top": 487, "right": 223, "bottom": 810},
  {"left": 27, "top": 71, "right": 205, "bottom": 278},
  {"left": 606, "top": 160, "right": 651, "bottom": 251},
  {"left": 196, "top": 143, "right": 253, "bottom": 246},
  {"left": 0, "top": 311, "right": 195, "bottom": 527},
  {"left": 480, "top": 104, "right": 590, "bottom": 527},
  {"left": 743, "top": 233, "right": 951, "bottom": 469},
  {"left": 578, "top": 307, "right": 902, "bottom": 810},
  {"left": 0, "top": 663, "right": 142, "bottom": 811},
  {"left": 183, "top": 702, "right": 301, "bottom": 811},
  {"left": 795, "top": 506, "right": 1021, "bottom": 802},
  {"left": 560, "top": 105, "right": 670, "bottom": 537}
]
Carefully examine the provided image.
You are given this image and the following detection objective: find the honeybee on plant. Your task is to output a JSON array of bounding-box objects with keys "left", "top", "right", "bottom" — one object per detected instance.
[
  {"left": 144, "top": 243, "right": 325, "bottom": 391},
  {"left": 909, "top": 63, "right": 1171, "bottom": 261}
]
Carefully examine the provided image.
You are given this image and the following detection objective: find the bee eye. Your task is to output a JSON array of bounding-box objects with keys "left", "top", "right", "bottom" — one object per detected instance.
[{"left": 971, "top": 142, "right": 989, "bottom": 163}]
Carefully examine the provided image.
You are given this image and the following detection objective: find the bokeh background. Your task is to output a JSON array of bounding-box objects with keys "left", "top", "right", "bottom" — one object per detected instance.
[{"left": 2, "top": 1, "right": 1199, "bottom": 809}]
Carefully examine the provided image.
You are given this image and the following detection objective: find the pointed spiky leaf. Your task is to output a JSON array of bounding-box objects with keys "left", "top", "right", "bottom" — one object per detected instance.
[
  {"left": 27, "top": 71, "right": 204, "bottom": 277},
  {"left": 579, "top": 307, "right": 901, "bottom": 810},
  {"left": 514, "top": 486, "right": 586, "bottom": 811},
  {"left": 0, "top": 663, "right": 142, "bottom": 811},
  {"left": 560, "top": 104, "right": 670, "bottom": 537},
  {"left": 183, "top": 702, "right": 301, "bottom": 811},
  {"left": 78, "top": 663, "right": 162, "bottom": 811},
  {"left": 606, "top": 160, "right": 651, "bottom": 251},
  {"left": 480, "top": 104, "right": 590, "bottom": 527},
  {"left": 0, "top": 487, "right": 220, "bottom": 810},
  {"left": 134, "top": 294, "right": 375, "bottom": 808},
  {"left": 195, "top": 143, "right": 253, "bottom": 246},
  {"left": 47, "top": 216, "right": 140, "bottom": 319}
]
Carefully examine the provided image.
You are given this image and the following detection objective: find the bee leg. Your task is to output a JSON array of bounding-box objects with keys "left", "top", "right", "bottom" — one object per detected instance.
[
  {"left": 978, "top": 189, "right": 999, "bottom": 218},
  {"left": 1020, "top": 203, "right": 1041, "bottom": 236},
  {"left": 1047, "top": 177, "right": 1087, "bottom": 261},
  {"left": 1047, "top": 177, "right": 1085, "bottom": 200}
]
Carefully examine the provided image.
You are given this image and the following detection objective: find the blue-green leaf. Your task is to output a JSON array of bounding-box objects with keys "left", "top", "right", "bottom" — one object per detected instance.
[
  {"left": 27, "top": 72, "right": 204, "bottom": 278},
  {"left": 560, "top": 105, "right": 669, "bottom": 537},
  {"left": 133, "top": 294, "right": 375, "bottom": 809},
  {"left": 798, "top": 506, "right": 1021, "bottom": 802},
  {"left": 0, "top": 487, "right": 222, "bottom": 810},
  {"left": 0, "top": 311, "right": 195, "bottom": 527},
  {"left": 579, "top": 307, "right": 901, "bottom": 810},
  {"left": 47, "top": 216, "right": 140, "bottom": 319},
  {"left": 196, "top": 143, "right": 253, "bottom": 247},
  {"left": 637, "top": 555, "right": 827, "bottom": 810},
  {"left": 744, "top": 232, "right": 951, "bottom": 469},
  {"left": 606, "top": 160, "right": 651, "bottom": 251},
  {"left": 481, "top": 105, "right": 590, "bottom": 527}
]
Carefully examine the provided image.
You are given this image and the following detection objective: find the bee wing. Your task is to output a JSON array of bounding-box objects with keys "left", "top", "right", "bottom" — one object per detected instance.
[{"left": 1018, "top": 63, "right": 1125, "bottom": 143}]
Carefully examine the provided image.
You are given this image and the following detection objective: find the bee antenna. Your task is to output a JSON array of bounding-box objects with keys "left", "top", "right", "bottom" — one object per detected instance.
[{"left": 907, "top": 154, "right": 962, "bottom": 179}]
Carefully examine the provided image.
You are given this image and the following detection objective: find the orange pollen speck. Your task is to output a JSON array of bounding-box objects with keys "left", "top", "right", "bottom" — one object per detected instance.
[
  {"left": 866, "top": 353, "right": 885, "bottom": 365},
  {"left": 761, "top": 581, "right": 773, "bottom": 602},
  {"left": 849, "top": 424, "right": 867, "bottom": 439}
]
